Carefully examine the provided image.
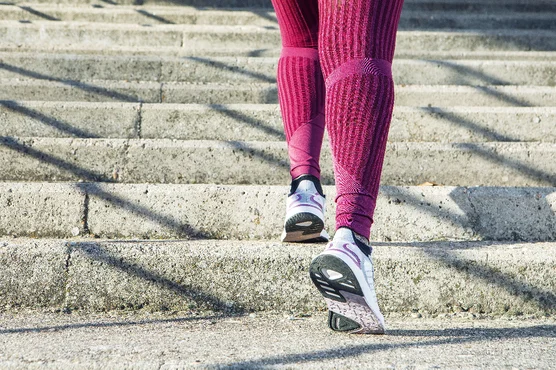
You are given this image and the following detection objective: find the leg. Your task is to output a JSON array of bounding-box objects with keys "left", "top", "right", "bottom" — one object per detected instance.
[
  {"left": 271, "top": 0, "right": 325, "bottom": 180},
  {"left": 273, "top": 0, "right": 330, "bottom": 243},
  {"left": 318, "top": 0, "right": 405, "bottom": 240}
]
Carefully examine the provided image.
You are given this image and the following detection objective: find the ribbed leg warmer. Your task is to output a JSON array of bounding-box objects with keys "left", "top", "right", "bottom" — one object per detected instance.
[
  {"left": 272, "top": 0, "right": 404, "bottom": 239},
  {"left": 272, "top": 0, "right": 325, "bottom": 180}
]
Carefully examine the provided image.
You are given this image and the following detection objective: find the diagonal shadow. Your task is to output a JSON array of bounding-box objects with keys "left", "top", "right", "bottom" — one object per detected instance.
[
  {"left": 78, "top": 182, "right": 212, "bottom": 238},
  {"left": 0, "top": 62, "right": 142, "bottom": 103},
  {"left": 207, "top": 324, "right": 556, "bottom": 369},
  {"left": 185, "top": 56, "right": 275, "bottom": 84},
  {"left": 0, "top": 137, "right": 211, "bottom": 238},
  {"left": 223, "top": 140, "right": 334, "bottom": 185},
  {"left": 432, "top": 61, "right": 533, "bottom": 107},
  {"left": 0, "top": 100, "right": 100, "bottom": 138},
  {"left": 18, "top": 5, "right": 60, "bottom": 21},
  {"left": 0, "top": 314, "right": 230, "bottom": 335},
  {"left": 68, "top": 242, "right": 243, "bottom": 312},
  {"left": 0, "top": 136, "right": 109, "bottom": 181},
  {"left": 455, "top": 143, "right": 556, "bottom": 186},
  {"left": 422, "top": 246, "right": 556, "bottom": 314},
  {"left": 208, "top": 104, "right": 284, "bottom": 140},
  {"left": 418, "top": 107, "right": 520, "bottom": 142},
  {"left": 135, "top": 9, "right": 175, "bottom": 24}
]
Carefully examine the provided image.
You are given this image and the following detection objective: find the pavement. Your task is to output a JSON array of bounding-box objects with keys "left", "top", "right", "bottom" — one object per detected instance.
[{"left": 0, "top": 311, "right": 554, "bottom": 369}]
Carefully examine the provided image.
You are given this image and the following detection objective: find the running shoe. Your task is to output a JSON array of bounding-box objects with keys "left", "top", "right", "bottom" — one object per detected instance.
[
  {"left": 281, "top": 175, "right": 329, "bottom": 243},
  {"left": 309, "top": 227, "right": 385, "bottom": 334}
]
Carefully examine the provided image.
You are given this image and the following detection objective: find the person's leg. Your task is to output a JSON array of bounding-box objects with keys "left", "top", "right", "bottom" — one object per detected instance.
[
  {"left": 308, "top": 0, "right": 404, "bottom": 334},
  {"left": 318, "top": 0, "right": 404, "bottom": 240},
  {"left": 272, "top": 0, "right": 330, "bottom": 243},
  {"left": 271, "top": 0, "right": 324, "bottom": 180}
]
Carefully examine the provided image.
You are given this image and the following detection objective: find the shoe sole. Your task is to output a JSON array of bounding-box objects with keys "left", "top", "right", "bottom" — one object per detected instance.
[
  {"left": 281, "top": 212, "right": 328, "bottom": 243},
  {"left": 309, "top": 254, "right": 385, "bottom": 334}
]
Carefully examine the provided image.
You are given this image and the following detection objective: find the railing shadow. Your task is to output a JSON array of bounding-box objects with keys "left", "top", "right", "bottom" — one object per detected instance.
[
  {"left": 135, "top": 9, "right": 174, "bottom": 24},
  {"left": 0, "top": 62, "right": 143, "bottom": 103},
  {"left": 0, "top": 314, "right": 231, "bottom": 334},
  {"left": 207, "top": 324, "right": 556, "bottom": 369},
  {"left": 378, "top": 240, "right": 556, "bottom": 315},
  {"left": 208, "top": 104, "right": 284, "bottom": 140},
  {"left": 185, "top": 56, "right": 274, "bottom": 83},
  {"left": 0, "top": 137, "right": 213, "bottom": 238},
  {"left": 0, "top": 100, "right": 101, "bottom": 138},
  {"left": 17, "top": 5, "right": 60, "bottom": 21},
  {"left": 68, "top": 241, "right": 244, "bottom": 312}
]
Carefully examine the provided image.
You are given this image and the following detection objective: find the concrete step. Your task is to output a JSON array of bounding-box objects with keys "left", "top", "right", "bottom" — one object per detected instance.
[
  {"left": 1, "top": 182, "right": 555, "bottom": 241},
  {"left": 3, "top": 80, "right": 556, "bottom": 106},
  {"left": 8, "top": 0, "right": 556, "bottom": 12},
  {"left": 3, "top": 5, "right": 555, "bottom": 30},
  {"left": 1, "top": 238, "right": 555, "bottom": 315},
  {"left": 3, "top": 53, "right": 555, "bottom": 86},
  {"left": 3, "top": 22, "right": 556, "bottom": 52},
  {"left": 2, "top": 43, "right": 556, "bottom": 60},
  {"left": 1, "top": 138, "right": 556, "bottom": 186},
  {"left": 1, "top": 5, "right": 279, "bottom": 26},
  {"left": 402, "top": 0, "right": 556, "bottom": 13},
  {"left": 0, "top": 313, "right": 554, "bottom": 368},
  {"left": 3, "top": 102, "right": 555, "bottom": 143}
]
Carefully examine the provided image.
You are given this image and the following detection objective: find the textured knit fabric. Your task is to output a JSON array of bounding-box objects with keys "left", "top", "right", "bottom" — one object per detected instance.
[
  {"left": 272, "top": 0, "right": 404, "bottom": 240},
  {"left": 272, "top": 0, "right": 325, "bottom": 179}
]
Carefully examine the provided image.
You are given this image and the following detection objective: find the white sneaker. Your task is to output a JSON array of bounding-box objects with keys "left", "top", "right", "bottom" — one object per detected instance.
[
  {"left": 309, "top": 228, "right": 385, "bottom": 334},
  {"left": 281, "top": 175, "right": 329, "bottom": 243}
]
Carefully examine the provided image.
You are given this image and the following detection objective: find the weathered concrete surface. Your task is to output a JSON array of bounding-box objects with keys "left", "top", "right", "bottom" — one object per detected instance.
[
  {"left": 2, "top": 42, "right": 556, "bottom": 60},
  {"left": 0, "top": 239, "right": 555, "bottom": 316},
  {"left": 3, "top": 80, "right": 556, "bottom": 106},
  {"left": 0, "top": 312, "right": 555, "bottom": 369},
  {"left": 2, "top": 138, "right": 556, "bottom": 186},
  {"left": 0, "top": 183, "right": 85, "bottom": 237},
  {"left": 0, "top": 240, "right": 67, "bottom": 309},
  {"left": 84, "top": 185, "right": 478, "bottom": 242},
  {"left": 6, "top": 0, "right": 556, "bottom": 11},
  {"left": 0, "top": 6, "right": 279, "bottom": 26},
  {"left": 3, "top": 53, "right": 556, "bottom": 86},
  {"left": 2, "top": 22, "right": 556, "bottom": 51},
  {"left": 0, "top": 101, "right": 140, "bottom": 138},
  {"left": 0, "top": 79, "right": 162, "bottom": 103},
  {"left": 142, "top": 105, "right": 556, "bottom": 142},
  {"left": 2, "top": 5, "right": 555, "bottom": 30},
  {"left": 2, "top": 102, "right": 555, "bottom": 143},
  {"left": 0, "top": 183, "right": 553, "bottom": 241}
]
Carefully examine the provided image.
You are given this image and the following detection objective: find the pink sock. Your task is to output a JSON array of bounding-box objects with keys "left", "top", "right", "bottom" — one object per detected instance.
[
  {"left": 319, "top": 0, "right": 404, "bottom": 239},
  {"left": 272, "top": 0, "right": 325, "bottom": 180}
]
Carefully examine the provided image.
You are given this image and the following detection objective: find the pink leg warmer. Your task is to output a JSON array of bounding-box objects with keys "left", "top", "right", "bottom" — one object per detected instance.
[
  {"left": 272, "top": 0, "right": 325, "bottom": 180},
  {"left": 319, "top": 0, "right": 404, "bottom": 239}
]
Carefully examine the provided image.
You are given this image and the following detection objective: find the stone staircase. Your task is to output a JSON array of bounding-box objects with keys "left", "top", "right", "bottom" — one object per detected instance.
[{"left": 0, "top": 0, "right": 555, "bottom": 317}]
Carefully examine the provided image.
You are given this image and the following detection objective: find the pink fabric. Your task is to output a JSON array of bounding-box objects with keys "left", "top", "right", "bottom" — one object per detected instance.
[{"left": 272, "top": 0, "right": 404, "bottom": 240}]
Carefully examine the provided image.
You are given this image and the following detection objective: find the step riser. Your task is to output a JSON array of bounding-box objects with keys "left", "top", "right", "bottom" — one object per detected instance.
[
  {"left": 3, "top": 7, "right": 555, "bottom": 30},
  {"left": 1, "top": 183, "right": 555, "bottom": 242},
  {"left": 3, "top": 56, "right": 555, "bottom": 86},
  {"left": 3, "top": 25, "right": 556, "bottom": 52},
  {"left": 3, "top": 44, "right": 556, "bottom": 61},
  {"left": 1, "top": 139, "right": 556, "bottom": 186},
  {"left": 7, "top": 0, "right": 556, "bottom": 12},
  {"left": 3, "top": 103, "right": 555, "bottom": 143},
  {"left": 3, "top": 82, "right": 555, "bottom": 106},
  {"left": 2, "top": 239, "right": 555, "bottom": 315}
]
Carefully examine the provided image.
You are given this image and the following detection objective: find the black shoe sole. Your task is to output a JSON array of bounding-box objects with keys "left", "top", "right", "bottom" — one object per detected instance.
[
  {"left": 282, "top": 212, "right": 327, "bottom": 243},
  {"left": 309, "top": 254, "right": 385, "bottom": 334}
]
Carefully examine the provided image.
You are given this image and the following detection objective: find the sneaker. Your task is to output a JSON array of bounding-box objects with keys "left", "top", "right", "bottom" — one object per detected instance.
[
  {"left": 309, "top": 228, "right": 385, "bottom": 334},
  {"left": 281, "top": 175, "right": 329, "bottom": 243}
]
